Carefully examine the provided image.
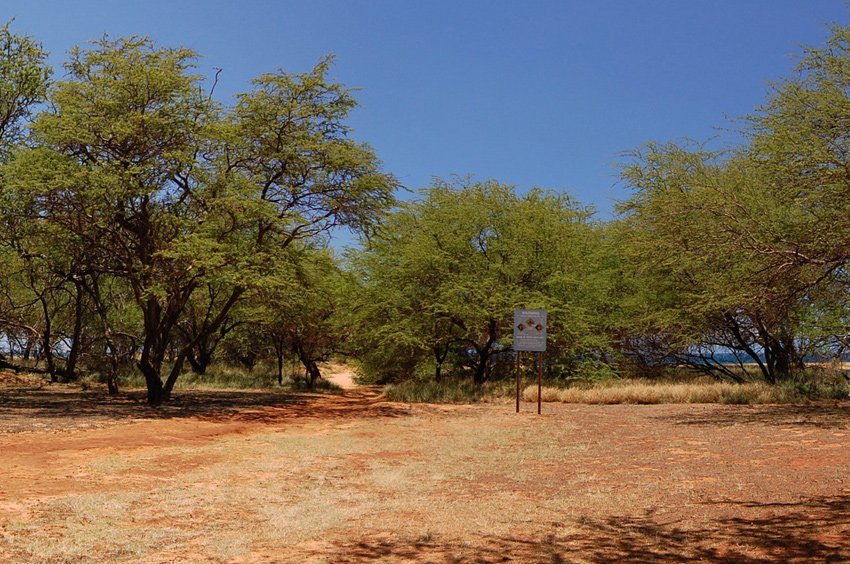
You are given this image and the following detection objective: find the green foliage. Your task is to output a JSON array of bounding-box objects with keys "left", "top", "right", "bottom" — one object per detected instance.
[
  {"left": 348, "top": 179, "right": 612, "bottom": 385},
  {"left": 254, "top": 245, "right": 351, "bottom": 386},
  {"left": 3, "top": 21, "right": 850, "bottom": 406},
  {"left": 0, "top": 33, "right": 395, "bottom": 403},
  {"left": 572, "top": 358, "right": 619, "bottom": 382},
  {"left": 774, "top": 369, "right": 850, "bottom": 402},
  {"left": 0, "top": 20, "right": 49, "bottom": 158},
  {"left": 614, "top": 22, "right": 850, "bottom": 383}
]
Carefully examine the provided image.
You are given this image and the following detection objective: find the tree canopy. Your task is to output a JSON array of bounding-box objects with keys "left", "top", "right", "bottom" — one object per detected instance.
[{"left": 1, "top": 21, "right": 850, "bottom": 403}]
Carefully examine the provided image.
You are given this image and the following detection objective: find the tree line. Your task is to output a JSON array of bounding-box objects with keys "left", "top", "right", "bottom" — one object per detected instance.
[{"left": 1, "top": 23, "right": 849, "bottom": 404}]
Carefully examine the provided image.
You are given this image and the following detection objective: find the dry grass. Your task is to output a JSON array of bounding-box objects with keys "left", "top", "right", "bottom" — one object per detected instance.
[
  {"left": 524, "top": 380, "right": 786, "bottom": 405},
  {"left": 0, "top": 408, "right": 587, "bottom": 561},
  {"left": 4, "top": 387, "right": 850, "bottom": 560}
]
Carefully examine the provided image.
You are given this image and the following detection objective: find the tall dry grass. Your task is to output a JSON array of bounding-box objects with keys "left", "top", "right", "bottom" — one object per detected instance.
[{"left": 522, "top": 375, "right": 849, "bottom": 405}]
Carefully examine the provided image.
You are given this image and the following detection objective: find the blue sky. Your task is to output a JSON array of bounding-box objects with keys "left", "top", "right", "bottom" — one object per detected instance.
[{"left": 3, "top": 1, "right": 848, "bottom": 217}]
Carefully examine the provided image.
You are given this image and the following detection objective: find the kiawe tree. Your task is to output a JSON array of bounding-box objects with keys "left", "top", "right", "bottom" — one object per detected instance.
[
  {"left": 350, "top": 180, "right": 605, "bottom": 385},
  {"left": 616, "top": 24, "right": 850, "bottom": 382},
  {"left": 258, "top": 246, "right": 348, "bottom": 388},
  {"left": 3, "top": 37, "right": 395, "bottom": 404}
]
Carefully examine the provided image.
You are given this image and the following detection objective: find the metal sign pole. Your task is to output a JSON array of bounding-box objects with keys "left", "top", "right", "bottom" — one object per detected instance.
[
  {"left": 537, "top": 351, "right": 543, "bottom": 415},
  {"left": 515, "top": 351, "right": 521, "bottom": 413},
  {"left": 513, "top": 308, "right": 547, "bottom": 415}
]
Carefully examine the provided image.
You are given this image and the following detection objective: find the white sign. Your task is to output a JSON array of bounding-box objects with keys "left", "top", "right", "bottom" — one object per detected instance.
[{"left": 513, "top": 309, "right": 547, "bottom": 352}]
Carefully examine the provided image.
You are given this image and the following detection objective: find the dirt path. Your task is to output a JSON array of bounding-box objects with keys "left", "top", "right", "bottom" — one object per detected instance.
[
  {"left": 2, "top": 381, "right": 850, "bottom": 562},
  {"left": 322, "top": 362, "right": 360, "bottom": 390}
]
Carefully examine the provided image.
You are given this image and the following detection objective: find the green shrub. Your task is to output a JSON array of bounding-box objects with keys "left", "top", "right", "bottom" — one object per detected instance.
[{"left": 384, "top": 378, "right": 485, "bottom": 403}]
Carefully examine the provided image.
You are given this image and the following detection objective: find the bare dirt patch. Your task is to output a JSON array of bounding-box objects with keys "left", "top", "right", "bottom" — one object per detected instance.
[
  {"left": 1, "top": 381, "right": 849, "bottom": 562},
  {"left": 323, "top": 362, "right": 359, "bottom": 390}
]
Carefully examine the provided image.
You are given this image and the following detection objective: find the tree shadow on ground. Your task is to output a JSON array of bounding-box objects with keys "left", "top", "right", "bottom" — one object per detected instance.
[
  {"left": 0, "top": 385, "right": 407, "bottom": 432},
  {"left": 312, "top": 495, "right": 850, "bottom": 562},
  {"left": 656, "top": 403, "right": 850, "bottom": 430}
]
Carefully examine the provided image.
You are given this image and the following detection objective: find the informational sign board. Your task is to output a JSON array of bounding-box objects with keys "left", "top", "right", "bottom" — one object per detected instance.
[{"left": 513, "top": 309, "right": 547, "bottom": 352}]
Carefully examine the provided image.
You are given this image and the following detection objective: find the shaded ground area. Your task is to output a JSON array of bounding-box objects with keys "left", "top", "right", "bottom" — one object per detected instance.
[
  {"left": 0, "top": 366, "right": 388, "bottom": 433},
  {"left": 1, "top": 375, "right": 850, "bottom": 562}
]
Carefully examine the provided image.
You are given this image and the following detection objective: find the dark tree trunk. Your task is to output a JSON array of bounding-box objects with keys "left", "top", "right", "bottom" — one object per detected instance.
[
  {"left": 107, "top": 371, "right": 119, "bottom": 395},
  {"left": 139, "top": 313, "right": 165, "bottom": 405},
  {"left": 181, "top": 287, "right": 243, "bottom": 376},
  {"left": 163, "top": 350, "right": 187, "bottom": 400},
  {"left": 273, "top": 336, "right": 285, "bottom": 385},
  {"left": 433, "top": 343, "right": 448, "bottom": 383},
  {"left": 81, "top": 276, "right": 121, "bottom": 395},
  {"left": 756, "top": 318, "right": 800, "bottom": 385},
  {"left": 38, "top": 295, "right": 57, "bottom": 382},
  {"left": 136, "top": 283, "right": 193, "bottom": 405},
  {"left": 472, "top": 319, "right": 498, "bottom": 385},
  {"left": 63, "top": 281, "right": 86, "bottom": 382},
  {"left": 295, "top": 342, "right": 321, "bottom": 388},
  {"left": 22, "top": 335, "right": 34, "bottom": 360},
  {"left": 132, "top": 263, "right": 242, "bottom": 404},
  {"left": 104, "top": 337, "right": 120, "bottom": 395},
  {"left": 724, "top": 313, "right": 767, "bottom": 383},
  {"left": 186, "top": 349, "right": 201, "bottom": 373},
  {"left": 473, "top": 350, "right": 489, "bottom": 385},
  {"left": 139, "top": 360, "right": 164, "bottom": 406},
  {"left": 187, "top": 345, "right": 211, "bottom": 375},
  {"left": 305, "top": 360, "right": 321, "bottom": 388}
]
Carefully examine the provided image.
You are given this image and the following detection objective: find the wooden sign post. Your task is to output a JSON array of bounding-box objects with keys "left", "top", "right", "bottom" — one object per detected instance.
[{"left": 513, "top": 309, "right": 547, "bottom": 415}]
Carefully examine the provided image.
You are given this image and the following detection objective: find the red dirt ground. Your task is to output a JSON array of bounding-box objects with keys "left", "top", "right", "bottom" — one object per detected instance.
[{"left": 1, "top": 372, "right": 850, "bottom": 562}]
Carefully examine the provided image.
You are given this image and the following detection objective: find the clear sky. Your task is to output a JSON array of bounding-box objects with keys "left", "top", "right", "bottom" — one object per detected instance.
[{"left": 3, "top": 1, "right": 848, "bottom": 217}]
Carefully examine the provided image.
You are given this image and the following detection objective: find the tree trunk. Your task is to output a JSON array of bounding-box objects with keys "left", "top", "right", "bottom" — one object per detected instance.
[
  {"left": 38, "top": 295, "right": 57, "bottom": 382},
  {"left": 305, "top": 360, "right": 321, "bottom": 388},
  {"left": 81, "top": 276, "right": 121, "bottom": 395},
  {"left": 63, "top": 281, "right": 86, "bottom": 382},
  {"left": 138, "top": 359, "right": 164, "bottom": 406},
  {"left": 759, "top": 324, "right": 799, "bottom": 384},
  {"left": 103, "top": 338, "right": 120, "bottom": 395},
  {"left": 295, "top": 342, "right": 321, "bottom": 388},
  {"left": 186, "top": 349, "right": 201, "bottom": 373},
  {"left": 105, "top": 339, "right": 120, "bottom": 395},
  {"left": 472, "top": 319, "right": 498, "bottom": 385},
  {"left": 187, "top": 346, "right": 211, "bottom": 375},
  {"left": 163, "top": 350, "right": 187, "bottom": 400},
  {"left": 22, "top": 335, "right": 34, "bottom": 360},
  {"left": 473, "top": 350, "right": 489, "bottom": 385},
  {"left": 433, "top": 343, "right": 448, "bottom": 383},
  {"left": 196, "top": 347, "right": 212, "bottom": 375},
  {"left": 273, "top": 337, "right": 285, "bottom": 385}
]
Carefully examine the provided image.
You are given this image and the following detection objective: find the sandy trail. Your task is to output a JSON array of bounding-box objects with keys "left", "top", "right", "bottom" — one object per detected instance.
[{"left": 322, "top": 362, "right": 359, "bottom": 389}]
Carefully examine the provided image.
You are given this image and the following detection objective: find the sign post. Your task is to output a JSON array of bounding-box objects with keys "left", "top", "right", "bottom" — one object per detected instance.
[
  {"left": 515, "top": 350, "right": 521, "bottom": 413},
  {"left": 512, "top": 309, "right": 547, "bottom": 415}
]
